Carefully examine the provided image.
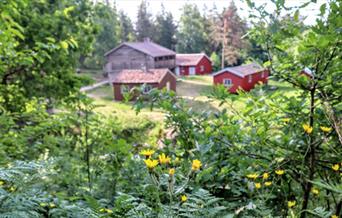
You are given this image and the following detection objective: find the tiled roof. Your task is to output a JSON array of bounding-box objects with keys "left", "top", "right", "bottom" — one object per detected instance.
[
  {"left": 213, "top": 63, "right": 264, "bottom": 78},
  {"left": 104, "top": 41, "right": 176, "bottom": 57},
  {"left": 176, "top": 53, "right": 211, "bottom": 66},
  {"left": 110, "top": 68, "right": 174, "bottom": 84}
]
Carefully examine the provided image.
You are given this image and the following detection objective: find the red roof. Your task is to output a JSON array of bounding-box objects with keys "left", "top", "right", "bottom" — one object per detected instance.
[
  {"left": 110, "top": 68, "right": 175, "bottom": 84},
  {"left": 176, "top": 53, "right": 211, "bottom": 66},
  {"left": 105, "top": 41, "right": 176, "bottom": 57},
  {"left": 213, "top": 63, "right": 264, "bottom": 78}
]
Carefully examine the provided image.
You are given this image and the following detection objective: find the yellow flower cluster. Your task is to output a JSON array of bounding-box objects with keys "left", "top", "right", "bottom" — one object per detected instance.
[
  {"left": 311, "top": 187, "right": 319, "bottom": 195},
  {"left": 169, "top": 168, "right": 175, "bottom": 176},
  {"left": 191, "top": 159, "right": 202, "bottom": 171},
  {"left": 247, "top": 172, "right": 273, "bottom": 190},
  {"left": 288, "top": 200, "right": 296, "bottom": 208},
  {"left": 140, "top": 149, "right": 155, "bottom": 158},
  {"left": 320, "top": 126, "right": 332, "bottom": 133},
  {"left": 0, "top": 181, "right": 4, "bottom": 186},
  {"left": 331, "top": 215, "right": 339, "bottom": 218},
  {"left": 144, "top": 159, "right": 159, "bottom": 169},
  {"left": 99, "top": 208, "right": 113, "bottom": 214},
  {"left": 181, "top": 195, "right": 187, "bottom": 202},
  {"left": 332, "top": 163, "right": 340, "bottom": 171},
  {"left": 158, "top": 153, "right": 171, "bottom": 164},
  {"left": 246, "top": 173, "right": 259, "bottom": 179},
  {"left": 303, "top": 124, "right": 313, "bottom": 134},
  {"left": 275, "top": 169, "right": 285, "bottom": 175}
]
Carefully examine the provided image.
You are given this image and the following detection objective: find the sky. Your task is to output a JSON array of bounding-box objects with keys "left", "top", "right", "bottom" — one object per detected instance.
[{"left": 108, "top": 0, "right": 326, "bottom": 25}]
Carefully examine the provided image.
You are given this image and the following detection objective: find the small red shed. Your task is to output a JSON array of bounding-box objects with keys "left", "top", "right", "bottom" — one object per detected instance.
[
  {"left": 300, "top": 67, "right": 314, "bottom": 79},
  {"left": 175, "top": 53, "right": 212, "bottom": 76},
  {"left": 110, "top": 68, "right": 177, "bottom": 101},
  {"left": 213, "top": 63, "right": 269, "bottom": 93}
]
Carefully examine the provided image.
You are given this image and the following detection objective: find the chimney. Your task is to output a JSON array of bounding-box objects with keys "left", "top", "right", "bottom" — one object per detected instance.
[{"left": 143, "top": 37, "right": 151, "bottom": 43}]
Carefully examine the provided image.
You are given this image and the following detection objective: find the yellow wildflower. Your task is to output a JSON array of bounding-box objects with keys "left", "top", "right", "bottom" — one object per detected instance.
[
  {"left": 105, "top": 209, "right": 113, "bottom": 214},
  {"left": 303, "top": 124, "right": 313, "bottom": 134},
  {"left": 264, "top": 181, "right": 272, "bottom": 186},
  {"left": 282, "top": 118, "right": 290, "bottom": 123},
  {"left": 181, "top": 195, "right": 187, "bottom": 202},
  {"left": 275, "top": 169, "right": 285, "bottom": 175},
  {"left": 49, "top": 203, "right": 56, "bottom": 208},
  {"left": 169, "top": 168, "right": 175, "bottom": 176},
  {"left": 191, "top": 159, "right": 202, "bottom": 171},
  {"left": 158, "top": 153, "right": 171, "bottom": 164},
  {"left": 99, "top": 208, "right": 106, "bottom": 212},
  {"left": 331, "top": 215, "right": 339, "bottom": 218},
  {"left": 246, "top": 173, "right": 259, "bottom": 180},
  {"left": 288, "top": 200, "right": 296, "bottom": 208},
  {"left": 140, "top": 149, "right": 155, "bottom": 158},
  {"left": 144, "top": 159, "right": 159, "bottom": 170},
  {"left": 311, "top": 188, "right": 319, "bottom": 195},
  {"left": 40, "top": 203, "right": 47, "bottom": 207},
  {"left": 332, "top": 164, "right": 340, "bottom": 171},
  {"left": 320, "top": 126, "right": 332, "bottom": 133},
  {"left": 9, "top": 187, "right": 15, "bottom": 192},
  {"left": 0, "top": 181, "right": 4, "bottom": 186},
  {"left": 263, "top": 172, "right": 269, "bottom": 180},
  {"left": 255, "top": 183, "right": 261, "bottom": 189}
]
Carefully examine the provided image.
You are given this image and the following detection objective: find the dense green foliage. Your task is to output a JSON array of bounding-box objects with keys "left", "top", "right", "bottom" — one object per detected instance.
[{"left": 0, "top": 0, "right": 341, "bottom": 217}]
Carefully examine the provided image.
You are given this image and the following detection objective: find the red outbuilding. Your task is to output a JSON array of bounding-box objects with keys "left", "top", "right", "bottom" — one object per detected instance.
[
  {"left": 213, "top": 63, "right": 269, "bottom": 93},
  {"left": 175, "top": 53, "right": 212, "bottom": 76},
  {"left": 110, "top": 68, "right": 177, "bottom": 101}
]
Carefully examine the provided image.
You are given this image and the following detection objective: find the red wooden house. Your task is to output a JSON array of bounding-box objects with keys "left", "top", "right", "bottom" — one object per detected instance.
[
  {"left": 213, "top": 63, "right": 269, "bottom": 93},
  {"left": 175, "top": 53, "right": 212, "bottom": 76},
  {"left": 110, "top": 68, "right": 176, "bottom": 101}
]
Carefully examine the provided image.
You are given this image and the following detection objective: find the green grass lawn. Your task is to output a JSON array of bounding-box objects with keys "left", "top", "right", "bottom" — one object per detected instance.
[{"left": 85, "top": 76, "right": 299, "bottom": 145}]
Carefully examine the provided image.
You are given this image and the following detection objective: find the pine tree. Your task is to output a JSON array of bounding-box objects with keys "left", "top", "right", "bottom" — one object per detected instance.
[
  {"left": 119, "top": 10, "right": 135, "bottom": 42},
  {"left": 155, "top": 5, "right": 177, "bottom": 50},
  {"left": 135, "top": 0, "right": 154, "bottom": 41},
  {"left": 176, "top": 4, "right": 209, "bottom": 53}
]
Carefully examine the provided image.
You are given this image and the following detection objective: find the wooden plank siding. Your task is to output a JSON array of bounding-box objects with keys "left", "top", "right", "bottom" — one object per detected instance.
[{"left": 105, "top": 45, "right": 175, "bottom": 73}]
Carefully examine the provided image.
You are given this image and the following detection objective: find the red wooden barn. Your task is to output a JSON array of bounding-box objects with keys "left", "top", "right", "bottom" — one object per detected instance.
[
  {"left": 175, "top": 53, "right": 212, "bottom": 76},
  {"left": 110, "top": 68, "right": 176, "bottom": 101},
  {"left": 213, "top": 63, "right": 269, "bottom": 93}
]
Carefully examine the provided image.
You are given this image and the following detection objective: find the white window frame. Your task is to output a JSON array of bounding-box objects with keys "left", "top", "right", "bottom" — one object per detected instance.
[
  {"left": 223, "top": 78, "right": 232, "bottom": 87},
  {"left": 200, "top": 65, "right": 204, "bottom": 72},
  {"left": 248, "top": 75, "right": 252, "bottom": 83}
]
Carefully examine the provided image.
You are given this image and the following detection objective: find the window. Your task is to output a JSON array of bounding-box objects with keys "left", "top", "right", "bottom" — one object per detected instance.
[
  {"left": 261, "top": 71, "right": 265, "bottom": 78},
  {"left": 200, "top": 65, "right": 204, "bottom": 72},
  {"left": 121, "top": 85, "right": 130, "bottom": 94},
  {"left": 223, "top": 78, "right": 232, "bottom": 87},
  {"left": 166, "top": 82, "right": 171, "bottom": 91},
  {"left": 143, "top": 84, "right": 153, "bottom": 94},
  {"left": 248, "top": 75, "right": 252, "bottom": 83}
]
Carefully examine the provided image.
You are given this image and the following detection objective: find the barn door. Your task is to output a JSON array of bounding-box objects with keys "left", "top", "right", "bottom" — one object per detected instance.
[{"left": 189, "top": 67, "right": 196, "bottom": 75}]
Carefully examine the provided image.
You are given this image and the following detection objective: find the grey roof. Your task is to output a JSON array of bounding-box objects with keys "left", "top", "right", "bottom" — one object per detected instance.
[
  {"left": 213, "top": 63, "right": 264, "bottom": 78},
  {"left": 104, "top": 41, "right": 176, "bottom": 57}
]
